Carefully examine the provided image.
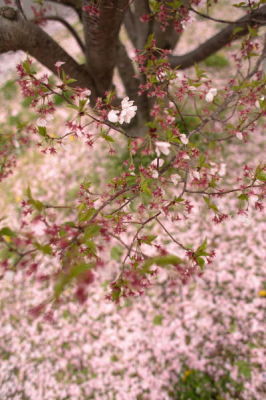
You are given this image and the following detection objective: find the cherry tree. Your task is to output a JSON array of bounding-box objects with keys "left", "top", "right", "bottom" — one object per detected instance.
[{"left": 0, "top": 0, "right": 265, "bottom": 309}]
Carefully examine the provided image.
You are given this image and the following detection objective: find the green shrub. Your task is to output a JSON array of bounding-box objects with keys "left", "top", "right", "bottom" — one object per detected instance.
[
  {"left": 169, "top": 367, "right": 244, "bottom": 400},
  {"left": 204, "top": 54, "right": 230, "bottom": 68}
]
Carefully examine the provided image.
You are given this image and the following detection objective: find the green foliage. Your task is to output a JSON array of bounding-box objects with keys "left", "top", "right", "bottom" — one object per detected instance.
[
  {"left": 53, "top": 94, "right": 65, "bottom": 106},
  {"left": 204, "top": 54, "right": 230, "bottom": 69},
  {"left": 54, "top": 262, "right": 94, "bottom": 298},
  {"left": 110, "top": 246, "right": 124, "bottom": 261},
  {"left": 0, "top": 227, "right": 16, "bottom": 238},
  {"left": 236, "top": 360, "right": 252, "bottom": 379},
  {"left": 176, "top": 115, "right": 200, "bottom": 134},
  {"left": 105, "top": 142, "right": 154, "bottom": 179},
  {"left": 142, "top": 254, "right": 182, "bottom": 273},
  {"left": 1, "top": 79, "right": 17, "bottom": 100},
  {"left": 169, "top": 367, "right": 244, "bottom": 400},
  {"left": 26, "top": 186, "right": 44, "bottom": 212},
  {"left": 153, "top": 314, "right": 164, "bottom": 325},
  {"left": 255, "top": 167, "right": 266, "bottom": 182}
]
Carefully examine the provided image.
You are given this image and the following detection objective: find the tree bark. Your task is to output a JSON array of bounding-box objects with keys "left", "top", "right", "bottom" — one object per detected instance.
[
  {"left": 0, "top": 8, "right": 96, "bottom": 97},
  {"left": 47, "top": 0, "right": 82, "bottom": 18},
  {"left": 82, "top": 0, "right": 130, "bottom": 97},
  {"left": 170, "top": 4, "right": 266, "bottom": 69}
]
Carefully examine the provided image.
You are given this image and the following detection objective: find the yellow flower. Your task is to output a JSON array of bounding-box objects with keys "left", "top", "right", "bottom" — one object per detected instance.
[
  {"left": 258, "top": 290, "right": 266, "bottom": 297},
  {"left": 182, "top": 369, "right": 192, "bottom": 381}
]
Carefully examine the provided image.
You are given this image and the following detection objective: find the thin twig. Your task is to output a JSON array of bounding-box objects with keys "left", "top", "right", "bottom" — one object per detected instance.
[
  {"left": 15, "top": 0, "right": 27, "bottom": 20},
  {"left": 185, "top": 183, "right": 265, "bottom": 196},
  {"left": 156, "top": 217, "right": 188, "bottom": 251}
]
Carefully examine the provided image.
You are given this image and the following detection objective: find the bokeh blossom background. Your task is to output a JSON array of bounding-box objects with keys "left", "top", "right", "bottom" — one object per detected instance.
[{"left": 0, "top": 2, "right": 265, "bottom": 400}]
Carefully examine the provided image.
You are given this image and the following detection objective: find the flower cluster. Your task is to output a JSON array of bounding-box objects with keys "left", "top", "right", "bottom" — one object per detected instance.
[{"left": 107, "top": 97, "right": 137, "bottom": 124}]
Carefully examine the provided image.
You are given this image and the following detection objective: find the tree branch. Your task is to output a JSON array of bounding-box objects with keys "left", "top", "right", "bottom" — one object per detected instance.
[
  {"left": 15, "top": 0, "right": 27, "bottom": 20},
  {"left": 46, "top": 0, "right": 82, "bottom": 19},
  {"left": 170, "top": 4, "right": 266, "bottom": 69},
  {"left": 123, "top": 5, "right": 137, "bottom": 47},
  {"left": 124, "top": 1, "right": 180, "bottom": 51},
  {"left": 82, "top": 0, "right": 130, "bottom": 97},
  {"left": 38, "top": 15, "right": 85, "bottom": 53},
  {"left": 116, "top": 40, "right": 138, "bottom": 100},
  {"left": 116, "top": 40, "right": 150, "bottom": 129},
  {"left": 0, "top": 8, "right": 96, "bottom": 97},
  {"left": 153, "top": 20, "right": 181, "bottom": 50},
  {"left": 133, "top": 0, "right": 152, "bottom": 49}
]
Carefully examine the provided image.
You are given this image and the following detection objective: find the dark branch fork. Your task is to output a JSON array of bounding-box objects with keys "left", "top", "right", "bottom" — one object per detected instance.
[
  {"left": 170, "top": 4, "right": 266, "bottom": 69},
  {"left": 0, "top": 2, "right": 265, "bottom": 125}
]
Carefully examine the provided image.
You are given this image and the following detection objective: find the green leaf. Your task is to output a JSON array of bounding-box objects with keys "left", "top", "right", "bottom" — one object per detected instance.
[
  {"left": 78, "top": 207, "right": 96, "bottom": 222},
  {"left": 194, "top": 64, "right": 207, "bottom": 79},
  {"left": 255, "top": 170, "right": 266, "bottom": 182},
  {"left": 84, "top": 240, "right": 97, "bottom": 256},
  {"left": 236, "top": 360, "right": 252, "bottom": 379},
  {"left": 83, "top": 224, "right": 101, "bottom": 239},
  {"left": 238, "top": 193, "right": 249, "bottom": 201},
  {"left": 37, "top": 126, "right": 47, "bottom": 138},
  {"left": 142, "top": 254, "right": 182, "bottom": 273},
  {"left": 22, "top": 59, "right": 36, "bottom": 75},
  {"left": 35, "top": 243, "right": 52, "bottom": 255},
  {"left": 197, "top": 154, "right": 207, "bottom": 168},
  {"left": 26, "top": 186, "right": 33, "bottom": 200},
  {"left": 32, "top": 200, "right": 44, "bottom": 212},
  {"left": 66, "top": 78, "right": 77, "bottom": 85},
  {"left": 195, "top": 238, "right": 208, "bottom": 256},
  {"left": 232, "top": 26, "right": 246, "bottom": 35},
  {"left": 101, "top": 132, "right": 115, "bottom": 142},
  {"left": 141, "top": 235, "right": 157, "bottom": 245},
  {"left": 54, "top": 262, "right": 93, "bottom": 298},
  {"left": 203, "top": 196, "right": 219, "bottom": 213},
  {"left": 26, "top": 187, "right": 44, "bottom": 212},
  {"left": 145, "top": 33, "right": 155, "bottom": 49},
  {"left": 0, "top": 227, "right": 16, "bottom": 238},
  {"left": 247, "top": 25, "right": 258, "bottom": 38},
  {"left": 2, "top": 80, "right": 17, "bottom": 100},
  {"left": 153, "top": 314, "right": 164, "bottom": 326},
  {"left": 111, "top": 286, "right": 121, "bottom": 302},
  {"left": 174, "top": 196, "right": 184, "bottom": 203},
  {"left": 53, "top": 94, "right": 64, "bottom": 105},
  {"left": 196, "top": 256, "right": 205, "bottom": 270},
  {"left": 140, "top": 176, "right": 152, "bottom": 196},
  {"left": 125, "top": 175, "right": 136, "bottom": 185},
  {"left": 67, "top": 104, "right": 79, "bottom": 111},
  {"left": 110, "top": 246, "right": 123, "bottom": 261}
]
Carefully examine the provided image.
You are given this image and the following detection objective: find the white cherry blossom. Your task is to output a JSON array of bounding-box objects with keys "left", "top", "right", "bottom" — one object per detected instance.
[
  {"left": 107, "top": 97, "right": 137, "bottom": 124},
  {"left": 236, "top": 131, "right": 243, "bottom": 140},
  {"left": 55, "top": 61, "right": 65, "bottom": 68},
  {"left": 107, "top": 109, "right": 119, "bottom": 123},
  {"left": 205, "top": 87, "right": 217, "bottom": 102},
  {"left": 151, "top": 170, "right": 159, "bottom": 179},
  {"left": 180, "top": 134, "right": 189, "bottom": 145},
  {"left": 193, "top": 170, "right": 201, "bottom": 180},
  {"left": 37, "top": 118, "right": 48, "bottom": 127},
  {"left": 155, "top": 141, "right": 171, "bottom": 156},
  {"left": 4, "top": 270, "right": 15, "bottom": 282},
  {"left": 151, "top": 158, "right": 164, "bottom": 168},
  {"left": 171, "top": 174, "right": 180, "bottom": 185},
  {"left": 255, "top": 95, "right": 265, "bottom": 108},
  {"left": 219, "top": 163, "right": 227, "bottom": 177},
  {"left": 119, "top": 97, "right": 137, "bottom": 124}
]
